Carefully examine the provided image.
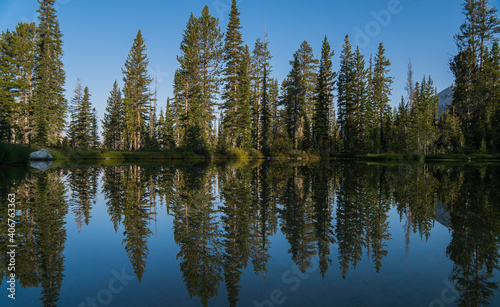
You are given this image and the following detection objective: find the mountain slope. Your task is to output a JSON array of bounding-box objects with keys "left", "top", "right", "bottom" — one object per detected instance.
[{"left": 437, "top": 86, "right": 453, "bottom": 115}]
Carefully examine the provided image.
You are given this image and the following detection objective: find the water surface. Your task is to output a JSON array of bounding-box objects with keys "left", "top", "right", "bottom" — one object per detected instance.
[{"left": 1, "top": 161, "right": 499, "bottom": 306}]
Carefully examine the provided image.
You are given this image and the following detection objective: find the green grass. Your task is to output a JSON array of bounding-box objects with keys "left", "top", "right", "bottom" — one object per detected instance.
[
  {"left": 0, "top": 143, "right": 34, "bottom": 164},
  {"left": 45, "top": 148, "right": 207, "bottom": 164},
  {"left": 212, "top": 148, "right": 267, "bottom": 160},
  {"left": 468, "top": 154, "right": 500, "bottom": 160},
  {"left": 351, "top": 153, "right": 500, "bottom": 162},
  {"left": 424, "top": 154, "right": 469, "bottom": 161},
  {"left": 352, "top": 154, "right": 425, "bottom": 163}
]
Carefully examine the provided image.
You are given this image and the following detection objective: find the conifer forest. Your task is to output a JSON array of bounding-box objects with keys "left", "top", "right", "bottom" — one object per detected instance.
[{"left": 1, "top": 0, "right": 499, "bottom": 157}]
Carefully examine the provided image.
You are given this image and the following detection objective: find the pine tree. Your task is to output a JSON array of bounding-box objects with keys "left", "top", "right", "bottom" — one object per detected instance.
[
  {"left": 0, "top": 30, "right": 18, "bottom": 143},
  {"left": 268, "top": 78, "right": 285, "bottom": 153},
  {"left": 410, "top": 76, "right": 439, "bottom": 154},
  {"left": 221, "top": 0, "right": 251, "bottom": 149},
  {"left": 70, "top": 85, "right": 93, "bottom": 148},
  {"left": 238, "top": 45, "right": 252, "bottom": 149},
  {"left": 33, "top": 0, "right": 67, "bottom": 145},
  {"left": 103, "top": 80, "right": 124, "bottom": 150},
  {"left": 146, "top": 81, "right": 158, "bottom": 151},
  {"left": 157, "top": 98, "right": 176, "bottom": 150},
  {"left": 406, "top": 59, "right": 416, "bottom": 110},
  {"left": 282, "top": 54, "right": 306, "bottom": 150},
  {"left": 337, "top": 35, "right": 355, "bottom": 152},
  {"left": 313, "top": 36, "right": 336, "bottom": 156},
  {"left": 157, "top": 109, "right": 166, "bottom": 150},
  {"left": 250, "top": 36, "right": 273, "bottom": 151},
  {"left": 173, "top": 6, "right": 223, "bottom": 152},
  {"left": 393, "top": 97, "right": 411, "bottom": 153},
  {"left": 171, "top": 13, "right": 197, "bottom": 148},
  {"left": 352, "top": 46, "right": 369, "bottom": 152},
  {"left": 438, "top": 108, "right": 465, "bottom": 153},
  {"left": 13, "top": 22, "right": 37, "bottom": 144},
  {"left": 198, "top": 6, "right": 224, "bottom": 149},
  {"left": 455, "top": 0, "right": 500, "bottom": 70},
  {"left": 486, "top": 42, "right": 500, "bottom": 151},
  {"left": 295, "top": 41, "right": 318, "bottom": 151},
  {"left": 451, "top": 47, "right": 476, "bottom": 149},
  {"left": 90, "top": 107, "right": 99, "bottom": 149},
  {"left": 67, "top": 79, "right": 83, "bottom": 147},
  {"left": 0, "top": 23, "right": 37, "bottom": 144},
  {"left": 122, "top": 29, "right": 152, "bottom": 150},
  {"left": 451, "top": 0, "right": 500, "bottom": 151},
  {"left": 372, "top": 43, "right": 394, "bottom": 152},
  {"left": 260, "top": 65, "right": 271, "bottom": 155},
  {"left": 365, "top": 54, "right": 377, "bottom": 152}
]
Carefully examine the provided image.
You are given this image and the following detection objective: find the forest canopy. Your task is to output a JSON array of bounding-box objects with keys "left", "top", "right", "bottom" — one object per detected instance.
[{"left": 0, "top": 0, "right": 499, "bottom": 157}]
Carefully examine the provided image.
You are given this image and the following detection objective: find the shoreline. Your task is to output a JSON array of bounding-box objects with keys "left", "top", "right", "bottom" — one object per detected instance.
[{"left": 2, "top": 143, "right": 500, "bottom": 167}]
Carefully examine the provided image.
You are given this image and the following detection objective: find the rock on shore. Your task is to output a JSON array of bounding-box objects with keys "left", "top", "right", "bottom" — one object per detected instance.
[{"left": 29, "top": 149, "right": 55, "bottom": 161}]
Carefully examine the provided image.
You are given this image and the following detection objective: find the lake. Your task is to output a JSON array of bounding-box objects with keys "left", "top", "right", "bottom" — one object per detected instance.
[{"left": 1, "top": 161, "right": 499, "bottom": 307}]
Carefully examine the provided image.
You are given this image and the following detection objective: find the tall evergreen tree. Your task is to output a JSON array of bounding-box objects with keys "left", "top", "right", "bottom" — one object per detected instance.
[
  {"left": 0, "top": 23, "right": 37, "bottom": 144},
  {"left": 69, "top": 85, "right": 93, "bottom": 148},
  {"left": 102, "top": 80, "right": 124, "bottom": 150},
  {"left": 313, "top": 36, "right": 336, "bottom": 155},
  {"left": 13, "top": 22, "right": 37, "bottom": 144},
  {"left": 393, "top": 97, "right": 411, "bottom": 153},
  {"left": 485, "top": 41, "right": 500, "bottom": 151},
  {"left": 372, "top": 43, "right": 394, "bottom": 152},
  {"left": 296, "top": 41, "right": 318, "bottom": 151},
  {"left": 90, "top": 107, "right": 99, "bottom": 149},
  {"left": 146, "top": 82, "right": 158, "bottom": 151},
  {"left": 438, "top": 108, "right": 465, "bottom": 153},
  {"left": 282, "top": 54, "right": 306, "bottom": 150},
  {"left": 157, "top": 98, "right": 176, "bottom": 150},
  {"left": 198, "top": 6, "right": 224, "bottom": 149},
  {"left": 406, "top": 59, "right": 416, "bottom": 110},
  {"left": 250, "top": 36, "right": 273, "bottom": 151},
  {"left": 122, "top": 29, "right": 152, "bottom": 150},
  {"left": 455, "top": 0, "right": 500, "bottom": 70},
  {"left": 410, "top": 76, "right": 439, "bottom": 154},
  {"left": 0, "top": 30, "right": 18, "bottom": 143},
  {"left": 173, "top": 6, "right": 223, "bottom": 151},
  {"left": 268, "top": 78, "right": 286, "bottom": 153},
  {"left": 172, "top": 13, "right": 197, "bottom": 148},
  {"left": 67, "top": 79, "right": 83, "bottom": 147},
  {"left": 451, "top": 0, "right": 500, "bottom": 151},
  {"left": 351, "top": 46, "right": 369, "bottom": 152},
  {"left": 260, "top": 65, "right": 271, "bottom": 156},
  {"left": 221, "top": 0, "right": 251, "bottom": 149},
  {"left": 337, "top": 35, "right": 355, "bottom": 152},
  {"left": 33, "top": 0, "right": 67, "bottom": 145}
]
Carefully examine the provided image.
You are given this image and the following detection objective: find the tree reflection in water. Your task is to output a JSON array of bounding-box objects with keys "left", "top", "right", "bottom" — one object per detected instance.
[{"left": 1, "top": 162, "right": 500, "bottom": 306}]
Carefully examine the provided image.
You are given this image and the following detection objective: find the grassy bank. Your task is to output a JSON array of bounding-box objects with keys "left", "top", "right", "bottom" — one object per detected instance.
[
  {"left": 0, "top": 143, "right": 207, "bottom": 165},
  {"left": 46, "top": 148, "right": 207, "bottom": 163},
  {"left": 0, "top": 143, "right": 33, "bottom": 165},
  {"left": 3, "top": 142, "right": 500, "bottom": 166},
  {"left": 348, "top": 153, "right": 500, "bottom": 162}
]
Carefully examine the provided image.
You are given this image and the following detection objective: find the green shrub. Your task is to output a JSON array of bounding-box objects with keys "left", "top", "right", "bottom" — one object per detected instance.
[
  {"left": 247, "top": 148, "right": 264, "bottom": 159},
  {"left": 0, "top": 143, "right": 33, "bottom": 164},
  {"left": 224, "top": 148, "right": 249, "bottom": 159}
]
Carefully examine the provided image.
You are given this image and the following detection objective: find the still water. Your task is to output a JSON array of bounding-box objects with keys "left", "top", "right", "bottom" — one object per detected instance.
[{"left": 1, "top": 161, "right": 499, "bottom": 307}]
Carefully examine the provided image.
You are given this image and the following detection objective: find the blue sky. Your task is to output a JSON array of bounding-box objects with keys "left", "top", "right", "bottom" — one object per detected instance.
[{"left": 1, "top": 0, "right": 498, "bottom": 122}]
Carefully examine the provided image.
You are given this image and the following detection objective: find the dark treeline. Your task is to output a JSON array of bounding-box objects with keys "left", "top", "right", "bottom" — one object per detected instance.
[
  {"left": 0, "top": 0, "right": 499, "bottom": 156},
  {"left": 1, "top": 162, "right": 500, "bottom": 306}
]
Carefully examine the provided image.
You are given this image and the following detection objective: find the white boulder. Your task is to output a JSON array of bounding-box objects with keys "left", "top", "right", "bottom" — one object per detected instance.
[{"left": 29, "top": 149, "right": 55, "bottom": 161}]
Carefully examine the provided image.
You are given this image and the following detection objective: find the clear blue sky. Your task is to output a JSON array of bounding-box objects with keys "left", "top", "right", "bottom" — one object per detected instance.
[{"left": 1, "top": 0, "right": 498, "bottom": 122}]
